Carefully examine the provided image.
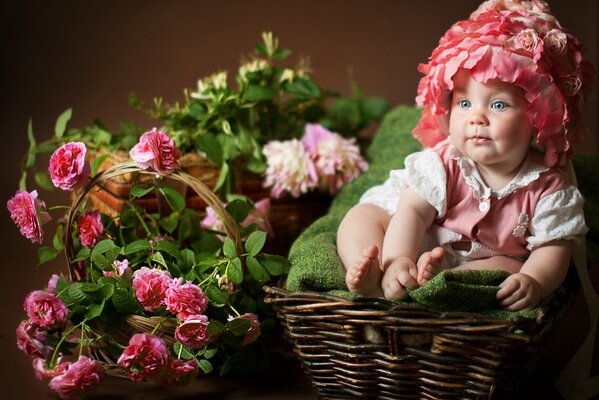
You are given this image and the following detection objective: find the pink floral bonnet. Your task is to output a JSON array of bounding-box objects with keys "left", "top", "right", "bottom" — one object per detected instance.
[{"left": 413, "top": 0, "right": 595, "bottom": 167}]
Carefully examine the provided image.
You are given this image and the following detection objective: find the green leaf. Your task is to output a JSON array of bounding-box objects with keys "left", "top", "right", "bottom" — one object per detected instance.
[
  {"left": 92, "top": 253, "right": 113, "bottom": 271},
  {"left": 130, "top": 185, "right": 154, "bottom": 198},
  {"left": 180, "top": 249, "right": 195, "bottom": 272},
  {"left": 228, "top": 257, "right": 244, "bottom": 284},
  {"left": 159, "top": 187, "right": 185, "bottom": 213},
  {"left": 197, "top": 359, "right": 213, "bottom": 374},
  {"left": 92, "top": 239, "right": 118, "bottom": 255},
  {"left": 196, "top": 133, "right": 223, "bottom": 166},
  {"left": 226, "top": 199, "right": 251, "bottom": 223},
  {"left": 213, "top": 162, "right": 229, "bottom": 192},
  {"left": 204, "top": 346, "right": 218, "bottom": 359},
  {"left": 34, "top": 171, "right": 54, "bottom": 191},
  {"left": 243, "top": 85, "right": 277, "bottom": 102},
  {"left": 256, "top": 253, "right": 290, "bottom": 276},
  {"left": 223, "top": 238, "right": 237, "bottom": 259},
  {"left": 91, "top": 154, "right": 109, "bottom": 175},
  {"left": 37, "top": 247, "right": 58, "bottom": 265},
  {"left": 84, "top": 300, "right": 105, "bottom": 320},
  {"left": 254, "top": 43, "right": 267, "bottom": 56},
  {"left": 72, "top": 246, "right": 91, "bottom": 262},
  {"left": 55, "top": 276, "right": 69, "bottom": 295},
  {"left": 272, "top": 48, "right": 291, "bottom": 59},
  {"left": 159, "top": 215, "right": 178, "bottom": 233},
  {"left": 112, "top": 288, "right": 140, "bottom": 314},
  {"left": 188, "top": 102, "right": 207, "bottom": 121},
  {"left": 285, "top": 77, "right": 321, "bottom": 100},
  {"left": 152, "top": 251, "right": 168, "bottom": 269},
  {"left": 239, "top": 297, "right": 256, "bottom": 313},
  {"left": 124, "top": 239, "right": 150, "bottom": 255},
  {"left": 245, "top": 231, "right": 266, "bottom": 257},
  {"left": 54, "top": 108, "right": 72, "bottom": 138},
  {"left": 206, "top": 285, "right": 228, "bottom": 305},
  {"left": 246, "top": 255, "right": 269, "bottom": 283},
  {"left": 52, "top": 224, "right": 65, "bottom": 252},
  {"left": 155, "top": 240, "right": 182, "bottom": 260},
  {"left": 173, "top": 342, "right": 195, "bottom": 360},
  {"left": 207, "top": 320, "right": 225, "bottom": 335},
  {"left": 25, "top": 119, "right": 36, "bottom": 169},
  {"left": 68, "top": 283, "right": 91, "bottom": 305},
  {"left": 225, "top": 318, "right": 251, "bottom": 336}
]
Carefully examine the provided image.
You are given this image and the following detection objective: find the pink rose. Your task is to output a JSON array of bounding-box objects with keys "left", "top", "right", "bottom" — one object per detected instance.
[
  {"left": 23, "top": 290, "right": 69, "bottom": 329},
  {"left": 160, "top": 359, "right": 199, "bottom": 386},
  {"left": 16, "top": 320, "right": 52, "bottom": 358},
  {"left": 129, "top": 128, "right": 181, "bottom": 174},
  {"left": 559, "top": 74, "right": 583, "bottom": 97},
  {"left": 231, "top": 313, "right": 261, "bottom": 346},
  {"left": 544, "top": 29, "right": 567, "bottom": 57},
  {"left": 48, "top": 356, "right": 105, "bottom": 399},
  {"left": 117, "top": 333, "right": 169, "bottom": 382},
  {"left": 32, "top": 357, "right": 70, "bottom": 381},
  {"left": 174, "top": 314, "right": 215, "bottom": 348},
  {"left": 48, "top": 142, "right": 91, "bottom": 191},
  {"left": 514, "top": 28, "right": 540, "bottom": 54},
  {"left": 103, "top": 259, "right": 132, "bottom": 280},
  {"left": 132, "top": 267, "right": 173, "bottom": 310},
  {"left": 78, "top": 210, "right": 104, "bottom": 247},
  {"left": 7, "top": 189, "right": 51, "bottom": 244},
  {"left": 165, "top": 279, "right": 208, "bottom": 320}
]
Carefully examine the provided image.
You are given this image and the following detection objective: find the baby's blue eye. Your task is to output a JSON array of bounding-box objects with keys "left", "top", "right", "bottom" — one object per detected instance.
[
  {"left": 458, "top": 100, "right": 471, "bottom": 108},
  {"left": 491, "top": 101, "right": 507, "bottom": 110}
]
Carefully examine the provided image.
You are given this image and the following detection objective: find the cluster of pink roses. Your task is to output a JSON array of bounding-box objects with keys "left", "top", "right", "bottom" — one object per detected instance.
[
  {"left": 17, "top": 277, "right": 106, "bottom": 399},
  {"left": 262, "top": 124, "right": 368, "bottom": 198}
]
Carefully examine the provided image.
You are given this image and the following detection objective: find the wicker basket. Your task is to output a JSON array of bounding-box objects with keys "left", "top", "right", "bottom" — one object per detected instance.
[
  {"left": 63, "top": 161, "right": 242, "bottom": 376},
  {"left": 263, "top": 267, "right": 579, "bottom": 399}
]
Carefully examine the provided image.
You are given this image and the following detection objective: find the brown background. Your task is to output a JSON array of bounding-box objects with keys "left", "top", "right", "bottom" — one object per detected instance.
[{"left": 1, "top": 1, "right": 597, "bottom": 398}]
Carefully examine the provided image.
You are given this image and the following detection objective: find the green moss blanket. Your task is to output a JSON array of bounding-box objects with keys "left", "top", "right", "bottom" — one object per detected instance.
[{"left": 286, "top": 106, "right": 599, "bottom": 319}]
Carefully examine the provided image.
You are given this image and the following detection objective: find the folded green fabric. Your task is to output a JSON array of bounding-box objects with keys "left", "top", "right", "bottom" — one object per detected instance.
[{"left": 286, "top": 105, "right": 599, "bottom": 320}]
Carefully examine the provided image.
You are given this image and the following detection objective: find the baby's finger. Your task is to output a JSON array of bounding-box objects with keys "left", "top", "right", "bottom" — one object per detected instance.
[
  {"left": 496, "top": 278, "right": 519, "bottom": 300},
  {"left": 398, "top": 269, "right": 418, "bottom": 289}
]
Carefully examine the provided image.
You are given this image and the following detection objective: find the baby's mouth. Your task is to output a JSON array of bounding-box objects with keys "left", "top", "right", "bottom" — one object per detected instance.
[{"left": 469, "top": 135, "right": 492, "bottom": 144}]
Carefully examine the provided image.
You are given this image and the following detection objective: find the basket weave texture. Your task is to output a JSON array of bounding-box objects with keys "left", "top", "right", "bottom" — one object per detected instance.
[{"left": 264, "top": 270, "right": 577, "bottom": 399}]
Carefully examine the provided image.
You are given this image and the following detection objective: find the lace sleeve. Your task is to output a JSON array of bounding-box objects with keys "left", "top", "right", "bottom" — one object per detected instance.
[
  {"left": 527, "top": 186, "right": 588, "bottom": 250},
  {"left": 396, "top": 149, "right": 447, "bottom": 217}
]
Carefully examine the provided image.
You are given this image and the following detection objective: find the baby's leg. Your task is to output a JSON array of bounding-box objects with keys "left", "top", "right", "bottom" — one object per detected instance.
[
  {"left": 416, "top": 247, "right": 446, "bottom": 285},
  {"left": 453, "top": 255, "right": 523, "bottom": 273},
  {"left": 337, "top": 204, "right": 390, "bottom": 297}
]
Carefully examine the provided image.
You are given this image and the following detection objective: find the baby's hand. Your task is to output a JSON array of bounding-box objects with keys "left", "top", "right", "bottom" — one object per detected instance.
[
  {"left": 381, "top": 256, "right": 418, "bottom": 299},
  {"left": 497, "top": 273, "right": 542, "bottom": 311}
]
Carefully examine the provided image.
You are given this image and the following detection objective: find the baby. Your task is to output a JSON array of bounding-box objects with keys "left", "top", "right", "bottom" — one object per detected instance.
[{"left": 337, "top": 0, "right": 594, "bottom": 311}]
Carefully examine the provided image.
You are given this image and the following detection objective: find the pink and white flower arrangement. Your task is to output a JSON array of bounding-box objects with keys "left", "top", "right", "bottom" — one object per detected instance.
[
  {"left": 129, "top": 128, "right": 181, "bottom": 173},
  {"left": 263, "top": 124, "right": 368, "bottom": 198},
  {"left": 7, "top": 189, "right": 51, "bottom": 244},
  {"left": 48, "top": 142, "right": 91, "bottom": 191}
]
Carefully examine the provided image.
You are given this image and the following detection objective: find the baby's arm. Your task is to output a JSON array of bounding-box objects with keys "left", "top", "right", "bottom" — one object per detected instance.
[
  {"left": 380, "top": 187, "right": 437, "bottom": 298},
  {"left": 496, "top": 239, "right": 571, "bottom": 310}
]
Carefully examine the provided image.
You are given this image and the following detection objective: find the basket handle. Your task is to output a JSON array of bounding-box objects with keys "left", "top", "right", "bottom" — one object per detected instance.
[{"left": 63, "top": 161, "right": 242, "bottom": 281}]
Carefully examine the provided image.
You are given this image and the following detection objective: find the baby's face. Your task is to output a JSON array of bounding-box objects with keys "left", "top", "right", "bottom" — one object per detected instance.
[{"left": 448, "top": 69, "right": 534, "bottom": 174}]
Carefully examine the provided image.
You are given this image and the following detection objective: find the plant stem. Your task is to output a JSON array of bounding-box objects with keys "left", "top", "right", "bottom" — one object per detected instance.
[
  {"left": 151, "top": 317, "right": 169, "bottom": 335},
  {"left": 49, "top": 320, "right": 87, "bottom": 368}
]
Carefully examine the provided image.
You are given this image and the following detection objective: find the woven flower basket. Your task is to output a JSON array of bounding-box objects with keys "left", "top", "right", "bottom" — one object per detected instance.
[
  {"left": 88, "top": 151, "right": 331, "bottom": 255},
  {"left": 263, "top": 268, "right": 579, "bottom": 399},
  {"left": 63, "top": 161, "right": 242, "bottom": 377}
]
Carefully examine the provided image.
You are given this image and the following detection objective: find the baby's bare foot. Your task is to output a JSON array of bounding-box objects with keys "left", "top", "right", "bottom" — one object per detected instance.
[
  {"left": 346, "top": 246, "right": 384, "bottom": 297},
  {"left": 417, "top": 247, "right": 446, "bottom": 285}
]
